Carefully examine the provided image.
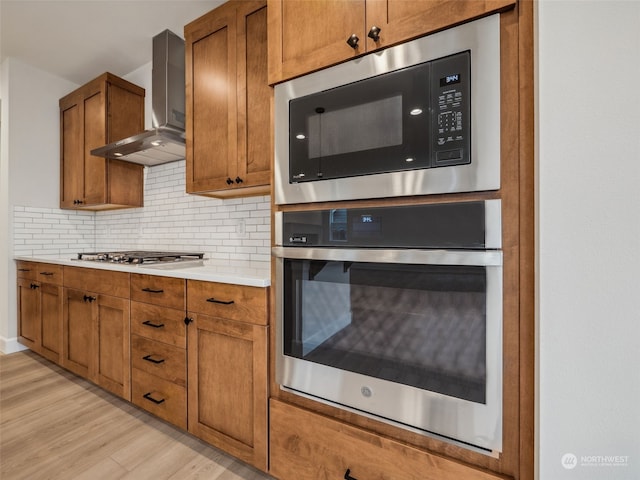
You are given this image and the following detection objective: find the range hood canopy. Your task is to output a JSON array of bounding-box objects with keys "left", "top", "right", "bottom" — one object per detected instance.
[{"left": 91, "top": 30, "right": 185, "bottom": 166}]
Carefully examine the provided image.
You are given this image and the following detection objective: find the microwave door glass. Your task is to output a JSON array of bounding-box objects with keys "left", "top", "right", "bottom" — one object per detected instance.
[{"left": 289, "top": 61, "right": 431, "bottom": 183}]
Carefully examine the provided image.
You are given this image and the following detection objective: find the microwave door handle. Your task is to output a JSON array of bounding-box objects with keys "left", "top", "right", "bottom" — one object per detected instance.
[{"left": 271, "top": 246, "right": 502, "bottom": 267}]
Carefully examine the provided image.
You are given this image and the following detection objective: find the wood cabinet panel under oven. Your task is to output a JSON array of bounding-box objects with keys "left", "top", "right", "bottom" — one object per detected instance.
[
  {"left": 270, "top": 399, "right": 505, "bottom": 480},
  {"left": 130, "top": 301, "right": 187, "bottom": 349},
  {"left": 130, "top": 274, "right": 185, "bottom": 310},
  {"left": 131, "top": 367, "right": 187, "bottom": 429},
  {"left": 187, "top": 280, "right": 268, "bottom": 326},
  {"left": 131, "top": 334, "right": 186, "bottom": 387}
]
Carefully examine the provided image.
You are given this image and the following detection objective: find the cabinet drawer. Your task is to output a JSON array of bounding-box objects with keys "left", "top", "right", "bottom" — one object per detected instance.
[
  {"left": 131, "top": 274, "right": 185, "bottom": 310},
  {"left": 16, "top": 262, "right": 63, "bottom": 284},
  {"left": 187, "top": 280, "right": 268, "bottom": 325},
  {"left": 131, "top": 302, "right": 186, "bottom": 348},
  {"left": 131, "top": 368, "right": 187, "bottom": 429},
  {"left": 270, "top": 400, "right": 506, "bottom": 480},
  {"left": 64, "top": 266, "right": 129, "bottom": 297},
  {"left": 131, "top": 335, "right": 186, "bottom": 386},
  {"left": 36, "top": 264, "right": 63, "bottom": 285},
  {"left": 16, "top": 261, "right": 38, "bottom": 280}
]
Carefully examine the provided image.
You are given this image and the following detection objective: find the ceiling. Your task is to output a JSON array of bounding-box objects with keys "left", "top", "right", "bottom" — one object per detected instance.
[{"left": 0, "top": 0, "right": 226, "bottom": 86}]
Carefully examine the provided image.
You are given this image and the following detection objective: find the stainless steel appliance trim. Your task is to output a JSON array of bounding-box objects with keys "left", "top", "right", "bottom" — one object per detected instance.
[
  {"left": 274, "top": 14, "right": 501, "bottom": 205},
  {"left": 273, "top": 252, "right": 503, "bottom": 453},
  {"left": 274, "top": 211, "right": 283, "bottom": 246},
  {"left": 272, "top": 246, "right": 503, "bottom": 267},
  {"left": 485, "top": 199, "right": 502, "bottom": 249}
]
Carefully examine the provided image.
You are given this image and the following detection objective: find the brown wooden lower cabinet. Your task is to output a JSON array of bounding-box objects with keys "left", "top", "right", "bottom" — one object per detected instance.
[
  {"left": 129, "top": 274, "right": 188, "bottom": 429},
  {"left": 17, "top": 262, "right": 63, "bottom": 363},
  {"left": 187, "top": 312, "right": 268, "bottom": 472},
  {"left": 62, "top": 289, "right": 131, "bottom": 399},
  {"left": 18, "top": 262, "right": 272, "bottom": 474},
  {"left": 61, "top": 267, "right": 131, "bottom": 401},
  {"left": 270, "top": 399, "right": 508, "bottom": 480}
]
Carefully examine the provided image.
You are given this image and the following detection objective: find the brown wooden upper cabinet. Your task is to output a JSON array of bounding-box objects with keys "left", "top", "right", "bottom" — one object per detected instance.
[
  {"left": 59, "top": 72, "right": 145, "bottom": 210},
  {"left": 268, "top": 0, "right": 516, "bottom": 84},
  {"left": 185, "top": 0, "right": 270, "bottom": 198}
]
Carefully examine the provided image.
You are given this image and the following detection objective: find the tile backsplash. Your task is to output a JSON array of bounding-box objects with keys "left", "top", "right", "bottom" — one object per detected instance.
[{"left": 13, "top": 160, "right": 271, "bottom": 262}]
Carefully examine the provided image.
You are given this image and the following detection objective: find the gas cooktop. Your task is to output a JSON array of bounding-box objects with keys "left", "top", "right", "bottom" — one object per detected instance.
[{"left": 77, "top": 251, "right": 205, "bottom": 265}]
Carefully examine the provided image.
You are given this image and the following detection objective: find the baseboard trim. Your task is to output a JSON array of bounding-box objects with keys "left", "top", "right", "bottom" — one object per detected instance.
[{"left": 0, "top": 336, "right": 28, "bottom": 354}]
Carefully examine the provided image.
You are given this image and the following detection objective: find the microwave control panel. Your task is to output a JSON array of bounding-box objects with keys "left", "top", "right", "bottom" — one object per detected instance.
[{"left": 431, "top": 51, "right": 471, "bottom": 167}]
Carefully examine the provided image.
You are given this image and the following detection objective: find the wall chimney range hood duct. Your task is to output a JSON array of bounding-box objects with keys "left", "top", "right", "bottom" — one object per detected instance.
[{"left": 91, "top": 30, "right": 185, "bottom": 166}]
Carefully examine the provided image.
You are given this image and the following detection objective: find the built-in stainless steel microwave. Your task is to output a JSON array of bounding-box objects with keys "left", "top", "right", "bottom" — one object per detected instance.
[{"left": 274, "top": 14, "right": 501, "bottom": 205}]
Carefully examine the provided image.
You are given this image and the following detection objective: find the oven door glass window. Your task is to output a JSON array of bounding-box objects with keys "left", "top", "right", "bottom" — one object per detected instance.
[{"left": 283, "top": 259, "right": 488, "bottom": 404}]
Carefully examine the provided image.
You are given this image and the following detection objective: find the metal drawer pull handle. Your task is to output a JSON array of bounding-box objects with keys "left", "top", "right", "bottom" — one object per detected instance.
[
  {"left": 142, "top": 354, "right": 165, "bottom": 364},
  {"left": 143, "top": 392, "right": 165, "bottom": 405},
  {"left": 142, "top": 320, "right": 165, "bottom": 328},
  {"left": 40, "top": 272, "right": 54, "bottom": 276},
  {"left": 18, "top": 268, "right": 30, "bottom": 272},
  {"left": 344, "top": 469, "right": 358, "bottom": 480},
  {"left": 206, "top": 297, "right": 235, "bottom": 305},
  {"left": 142, "top": 287, "right": 164, "bottom": 294}
]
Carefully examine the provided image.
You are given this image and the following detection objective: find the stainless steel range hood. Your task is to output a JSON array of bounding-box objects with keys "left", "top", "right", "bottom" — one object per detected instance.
[{"left": 91, "top": 30, "right": 185, "bottom": 166}]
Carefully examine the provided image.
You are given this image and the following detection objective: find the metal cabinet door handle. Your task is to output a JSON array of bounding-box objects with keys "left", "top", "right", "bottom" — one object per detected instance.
[
  {"left": 143, "top": 392, "right": 165, "bottom": 405},
  {"left": 142, "top": 354, "right": 165, "bottom": 365},
  {"left": 142, "top": 320, "right": 165, "bottom": 329},
  {"left": 346, "top": 34, "right": 359, "bottom": 49},
  {"left": 141, "top": 288, "right": 164, "bottom": 294},
  {"left": 206, "top": 297, "right": 235, "bottom": 305},
  {"left": 367, "top": 25, "right": 381, "bottom": 42}
]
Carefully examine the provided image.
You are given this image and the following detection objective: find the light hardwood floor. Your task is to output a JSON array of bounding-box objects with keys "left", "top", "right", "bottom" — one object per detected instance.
[{"left": 0, "top": 350, "right": 274, "bottom": 480}]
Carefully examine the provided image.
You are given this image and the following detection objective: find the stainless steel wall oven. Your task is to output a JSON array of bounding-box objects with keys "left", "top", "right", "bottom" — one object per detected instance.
[
  {"left": 273, "top": 200, "right": 503, "bottom": 454},
  {"left": 274, "top": 14, "right": 500, "bottom": 205}
]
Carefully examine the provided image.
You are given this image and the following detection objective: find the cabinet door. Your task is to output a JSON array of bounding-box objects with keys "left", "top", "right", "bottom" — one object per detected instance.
[
  {"left": 366, "top": 0, "right": 516, "bottom": 50},
  {"left": 187, "top": 313, "right": 268, "bottom": 471},
  {"left": 236, "top": 1, "right": 270, "bottom": 190},
  {"left": 94, "top": 295, "right": 131, "bottom": 400},
  {"left": 62, "top": 289, "right": 94, "bottom": 378},
  {"left": 186, "top": 4, "right": 238, "bottom": 193},
  {"left": 40, "top": 283, "right": 63, "bottom": 364},
  {"left": 107, "top": 82, "right": 145, "bottom": 143},
  {"left": 17, "top": 278, "right": 41, "bottom": 352},
  {"left": 268, "top": 0, "right": 366, "bottom": 84},
  {"left": 60, "top": 99, "right": 85, "bottom": 208},
  {"left": 83, "top": 89, "right": 108, "bottom": 206}
]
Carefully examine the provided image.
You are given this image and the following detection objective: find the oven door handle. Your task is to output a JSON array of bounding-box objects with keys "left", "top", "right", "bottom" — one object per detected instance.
[{"left": 272, "top": 246, "right": 502, "bottom": 266}]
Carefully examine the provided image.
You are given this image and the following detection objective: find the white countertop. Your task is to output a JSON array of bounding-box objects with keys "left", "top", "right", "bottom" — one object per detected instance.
[{"left": 15, "top": 255, "right": 271, "bottom": 288}]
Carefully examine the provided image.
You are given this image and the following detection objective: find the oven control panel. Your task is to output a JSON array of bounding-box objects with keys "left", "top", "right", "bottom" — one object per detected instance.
[{"left": 281, "top": 200, "right": 501, "bottom": 250}]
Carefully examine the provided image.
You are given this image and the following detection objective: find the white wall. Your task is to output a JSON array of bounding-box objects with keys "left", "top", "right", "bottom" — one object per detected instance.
[
  {"left": 1, "top": 61, "right": 9, "bottom": 351},
  {"left": 7, "top": 58, "right": 78, "bottom": 207},
  {"left": 537, "top": 1, "right": 640, "bottom": 479}
]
